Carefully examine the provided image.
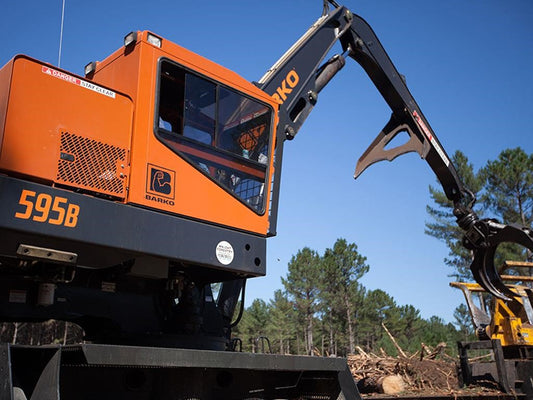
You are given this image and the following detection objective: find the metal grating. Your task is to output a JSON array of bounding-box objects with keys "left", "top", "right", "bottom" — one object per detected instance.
[{"left": 57, "top": 132, "right": 127, "bottom": 198}]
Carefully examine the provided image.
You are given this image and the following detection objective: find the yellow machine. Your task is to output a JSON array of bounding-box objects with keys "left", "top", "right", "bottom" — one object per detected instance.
[
  {"left": 452, "top": 261, "right": 533, "bottom": 394},
  {"left": 452, "top": 278, "right": 533, "bottom": 347}
]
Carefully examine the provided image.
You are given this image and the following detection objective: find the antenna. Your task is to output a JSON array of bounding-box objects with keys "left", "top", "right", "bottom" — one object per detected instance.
[{"left": 58, "top": 0, "right": 66, "bottom": 67}]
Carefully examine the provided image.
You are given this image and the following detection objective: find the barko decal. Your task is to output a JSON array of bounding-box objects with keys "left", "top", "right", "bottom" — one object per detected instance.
[
  {"left": 145, "top": 164, "right": 176, "bottom": 205},
  {"left": 271, "top": 70, "right": 299, "bottom": 104}
]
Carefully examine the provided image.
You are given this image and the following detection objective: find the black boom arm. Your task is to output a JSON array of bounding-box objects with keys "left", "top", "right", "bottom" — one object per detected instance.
[{"left": 258, "top": 1, "right": 533, "bottom": 299}]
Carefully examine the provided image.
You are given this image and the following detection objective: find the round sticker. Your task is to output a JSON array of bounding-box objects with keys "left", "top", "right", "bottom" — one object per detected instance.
[{"left": 216, "top": 241, "right": 234, "bottom": 265}]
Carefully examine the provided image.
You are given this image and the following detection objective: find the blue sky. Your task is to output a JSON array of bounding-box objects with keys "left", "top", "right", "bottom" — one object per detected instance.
[{"left": 2, "top": 1, "right": 532, "bottom": 323}]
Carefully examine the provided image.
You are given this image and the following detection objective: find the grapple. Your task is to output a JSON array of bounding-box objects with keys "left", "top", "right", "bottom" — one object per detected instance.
[{"left": 460, "top": 215, "right": 533, "bottom": 300}]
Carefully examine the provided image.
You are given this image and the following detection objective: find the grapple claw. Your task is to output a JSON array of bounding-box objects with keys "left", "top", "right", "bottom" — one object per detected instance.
[
  {"left": 470, "top": 246, "right": 515, "bottom": 301},
  {"left": 469, "top": 222, "right": 533, "bottom": 301}
]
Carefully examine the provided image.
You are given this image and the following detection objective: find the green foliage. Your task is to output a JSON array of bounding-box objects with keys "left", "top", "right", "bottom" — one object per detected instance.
[
  {"left": 319, "top": 239, "right": 369, "bottom": 355},
  {"left": 235, "top": 298, "right": 270, "bottom": 352},
  {"left": 481, "top": 147, "right": 533, "bottom": 268},
  {"left": 282, "top": 247, "right": 321, "bottom": 355},
  {"left": 357, "top": 289, "right": 396, "bottom": 351},
  {"left": 268, "top": 289, "right": 296, "bottom": 354},
  {"left": 481, "top": 148, "right": 533, "bottom": 227},
  {"left": 425, "top": 151, "right": 484, "bottom": 281},
  {"left": 453, "top": 303, "right": 475, "bottom": 342}
]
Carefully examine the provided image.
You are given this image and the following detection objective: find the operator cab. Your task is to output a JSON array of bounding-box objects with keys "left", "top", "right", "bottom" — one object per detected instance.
[{"left": 156, "top": 60, "right": 271, "bottom": 213}]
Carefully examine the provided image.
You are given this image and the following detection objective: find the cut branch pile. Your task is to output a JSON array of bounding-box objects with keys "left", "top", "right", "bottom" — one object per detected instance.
[
  {"left": 348, "top": 348, "right": 459, "bottom": 396},
  {"left": 347, "top": 325, "right": 464, "bottom": 396},
  {"left": 347, "top": 324, "right": 507, "bottom": 397}
]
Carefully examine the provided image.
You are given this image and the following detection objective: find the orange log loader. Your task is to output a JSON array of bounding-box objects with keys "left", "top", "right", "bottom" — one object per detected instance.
[{"left": 1, "top": 1, "right": 532, "bottom": 398}]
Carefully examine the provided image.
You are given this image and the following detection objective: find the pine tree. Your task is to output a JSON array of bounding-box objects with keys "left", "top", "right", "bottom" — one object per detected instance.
[
  {"left": 268, "top": 290, "right": 296, "bottom": 354},
  {"left": 481, "top": 147, "right": 533, "bottom": 269},
  {"left": 281, "top": 247, "right": 321, "bottom": 355},
  {"left": 358, "top": 289, "right": 396, "bottom": 352},
  {"left": 237, "top": 299, "right": 271, "bottom": 353},
  {"left": 319, "top": 238, "right": 369, "bottom": 355},
  {"left": 425, "top": 150, "right": 485, "bottom": 280},
  {"left": 482, "top": 147, "right": 533, "bottom": 227},
  {"left": 453, "top": 303, "right": 474, "bottom": 342}
]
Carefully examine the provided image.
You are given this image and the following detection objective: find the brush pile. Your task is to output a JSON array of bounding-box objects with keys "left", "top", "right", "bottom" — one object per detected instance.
[
  {"left": 347, "top": 340, "right": 506, "bottom": 397},
  {"left": 348, "top": 344, "right": 459, "bottom": 396}
]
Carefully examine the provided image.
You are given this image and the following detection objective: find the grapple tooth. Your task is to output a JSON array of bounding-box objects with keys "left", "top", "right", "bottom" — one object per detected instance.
[
  {"left": 470, "top": 223, "right": 533, "bottom": 301},
  {"left": 470, "top": 247, "right": 514, "bottom": 301}
]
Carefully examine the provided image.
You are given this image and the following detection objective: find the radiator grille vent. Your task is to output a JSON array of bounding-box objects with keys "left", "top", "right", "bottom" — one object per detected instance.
[{"left": 57, "top": 132, "right": 127, "bottom": 198}]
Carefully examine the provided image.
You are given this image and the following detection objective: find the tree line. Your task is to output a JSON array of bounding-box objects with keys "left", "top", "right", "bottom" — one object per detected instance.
[{"left": 233, "top": 238, "right": 471, "bottom": 357}]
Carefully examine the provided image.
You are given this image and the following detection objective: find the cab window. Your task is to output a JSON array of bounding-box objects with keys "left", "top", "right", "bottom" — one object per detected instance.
[{"left": 156, "top": 59, "right": 272, "bottom": 213}]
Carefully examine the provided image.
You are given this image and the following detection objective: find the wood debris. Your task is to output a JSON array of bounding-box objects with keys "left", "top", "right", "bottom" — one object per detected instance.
[
  {"left": 349, "top": 329, "right": 462, "bottom": 396},
  {"left": 348, "top": 353, "right": 459, "bottom": 394},
  {"left": 348, "top": 351, "right": 459, "bottom": 395}
]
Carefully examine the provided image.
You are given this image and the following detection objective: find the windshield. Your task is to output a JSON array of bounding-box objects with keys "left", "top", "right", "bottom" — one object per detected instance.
[{"left": 156, "top": 59, "right": 272, "bottom": 213}]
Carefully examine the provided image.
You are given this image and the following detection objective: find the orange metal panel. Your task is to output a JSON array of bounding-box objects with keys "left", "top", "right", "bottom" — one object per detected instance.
[
  {"left": 0, "top": 58, "right": 13, "bottom": 152},
  {"left": 0, "top": 56, "right": 133, "bottom": 199}
]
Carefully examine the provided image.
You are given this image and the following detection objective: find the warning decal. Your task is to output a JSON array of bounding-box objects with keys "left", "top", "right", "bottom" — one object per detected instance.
[
  {"left": 412, "top": 110, "right": 449, "bottom": 167},
  {"left": 216, "top": 241, "right": 234, "bottom": 265},
  {"left": 41, "top": 66, "right": 116, "bottom": 99}
]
